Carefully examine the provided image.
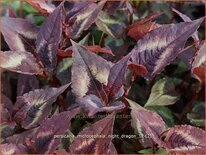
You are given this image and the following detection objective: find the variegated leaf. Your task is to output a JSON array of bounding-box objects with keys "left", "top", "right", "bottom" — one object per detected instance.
[
  {"left": 25, "top": 0, "right": 55, "bottom": 14},
  {"left": 71, "top": 41, "right": 113, "bottom": 101},
  {"left": 13, "top": 83, "right": 70, "bottom": 129},
  {"left": 1, "top": 17, "right": 39, "bottom": 53},
  {"left": 0, "top": 51, "right": 42, "bottom": 75},
  {"left": 96, "top": 11, "right": 125, "bottom": 39},
  {"left": 29, "top": 108, "right": 80, "bottom": 154},
  {"left": 131, "top": 18, "right": 204, "bottom": 80},
  {"left": 164, "top": 125, "right": 205, "bottom": 154},
  {"left": 78, "top": 95, "right": 125, "bottom": 116},
  {"left": 68, "top": 0, "right": 106, "bottom": 39},
  {"left": 69, "top": 112, "right": 116, "bottom": 154},
  {"left": 144, "top": 78, "right": 179, "bottom": 107},
  {"left": 131, "top": 108, "right": 165, "bottom": 147},
  {"left": 36, "top": 2, "right": 64, "bottom": 73},
  {"left": 0, "top": 143, "right": 27, "bottom": 154}
]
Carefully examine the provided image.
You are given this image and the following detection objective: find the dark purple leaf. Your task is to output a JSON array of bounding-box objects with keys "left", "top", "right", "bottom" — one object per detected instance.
[
  {"left": 69, "top": 112, "right": 116, "bottom": 154},
  {"left": 78, "top": 95, "right": 125, "bottom": 116},
  {"left": 71, "top": 40, "right": 112, "bottom": 102},
  {"left": 13, "top": 83, "right": 70, "bottom": 129},
  {"left": 105, "top": 53, "right": 131, "bottom": 101},
  {"left": 0, "top": 143, "right": 27, "bottom": 154},
  {"left": 29, "top": 108, "right": 79, "bottom": 154},
  {"left": 164, "top": 125, "right": 205, "bottom": 154},
  {"left": 17, "top": 74, "right": 39, "bottom": 96},
  {"left": 25, "top": 0, "right": 55, "bottom": 15},
  {"left": 68, "top": 0, "right": 106, "bottom": 39},
  {"left": 131, "top": 18, "right": 204, "bottom": 80},
  {"left": 172, "top": 7, "right": 199, "bottom": 43},
  {"left": 36, "top": 2, "right": 64, "bottom": 73},
  {"left": 0, "top": 51, "right": 42, "bottom": 75},
  {"left": 1, "top": 17, "right": 39, "bottom": 53},
  {"left": 131, "top": 108, "right": 165, "bottom": 147}
]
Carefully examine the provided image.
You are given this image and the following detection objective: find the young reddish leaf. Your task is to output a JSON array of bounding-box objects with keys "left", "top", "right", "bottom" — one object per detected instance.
[
  {"left": 25, "top": 0, "right": 55, "bottom": 15},
  {"left": 0, "top": 51, "right": 42, "bottom": 75},
  {"left": 192, "top": 42, "right": 205, "bottom": 83},
  {"left": 36, "top": 2, "right": 64, "bottom": 73},
  {"left": 71, "top": 41, "right": 113, "bottom": 101},
  {"left": 78, "top": 95, "right": 125, "bottom": 116},
  {"left": 128, "top": 63, "right": 148, "bottom": 78},
  {"left": 68, "top": 0, "right": 106, "bottom": 39},
  {"left": 96, "top": 11, "right": 125, "bottom": 39},
  {"left": 86, "top": 45, "right": 114, "bottom": 55},
  {"left": 131, "top": 18, "right": 204, "bottom": 80},
  {"left": 69, "top": 112, "right": 116, "bottom": 154},
  {"left": 1, "top": 17, "right": 39, "bottom": 53},
  {"left": 105, "top": 53, "right": 131, "bottom": 101},
  {"left": 13, "top": 83, "right": 70, "bottom": 129},
  {"left": 144, "top": 78, "right": 179, "bottom": 107},
  {"left": 164, "top": 125, "right": 205, "bottom": 154},
  {"left": 131, "top": 108, "right": 166, "bottom": 147},
  {"left": 28, "top": 108, "right": 79, "bottom": 154},
  {"left": 126, "top": 13, "right": 163, "bottom": 40},
  {"left": 0, "top": 143, "right": 27, "bottom": 154},
  {"left": 172, "top": 8, "right": 199, "bottom": 43},
  {"left": 17, "top": 74, "right": 39, "bottom": 96}
]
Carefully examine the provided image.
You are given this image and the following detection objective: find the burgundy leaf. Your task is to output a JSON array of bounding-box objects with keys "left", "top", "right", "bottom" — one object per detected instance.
[
  {"left": 17, "top": 74, "right": 39, "bottom": 96},
  {"left": 13, "top": 83, "right": 70, "bottom": 129},
  {"left": 0, "top": 51, "right": 42, "bottom": 75},
  {"left": 78, "top": 95, "right": 125, "bottom": 116},
  {"left": 25, "top": 0, "right": 55, "bottom": 15},
  {"left": 68, "top": 0, "right": 106, "bottom": 39},
  {"left": 105, "top": 53, "right": 131, "bottom": 101},
  {"left": 164, "top": 125, "right": 205, "bottom": 154},
  {"left": 1, "top": 17, "right": 39, "bottom": 53},
  {"left": 172, "top": 7, "right": 199, "bottom": 43},
  {"left": 128, "top": 63, "right": 148, "bottom": 78},
  {"left": 36, "top": 2, "right": 64, "bottom": 73},
  {"left": 0, "top": 143, "right": 27, "bottom": 154},
  {"left": 29, "top": 108, "right": 79, "bottom": 154},
  {"left": 131, "top": 108, "right": 165, "bottom": 147},
  {"left": 126, "top": 13, "right": 163, "bottom": 40},
  {"left": 69, "top": 112, "right": 116, "bottom": 154},
  {"left": 71, "top": 40, "right": 113, "bottom": 102},
  {"left": 131, "top": 18, "right": 204, "bottom": 79}
]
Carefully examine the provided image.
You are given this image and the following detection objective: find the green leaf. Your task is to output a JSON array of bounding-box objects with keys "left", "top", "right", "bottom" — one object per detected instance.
[
  {"left": 126, "top": 98, "right": 142, "bottom": 109},
  {"left": 144, "top": 77, "right": 179, "bottom": 107},
  {"left": 187, "top": 102, "right": 205, "bottom": 127}
]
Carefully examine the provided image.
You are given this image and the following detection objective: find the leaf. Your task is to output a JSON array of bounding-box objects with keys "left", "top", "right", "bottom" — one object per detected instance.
[
  {"left": 126, "top": 13, "right": 163, "bottom": 40},
  {"left": 105, "top": 53, "right": 131, "bottom": 102},
  {"left": 187, "top": 102, "right": 205, "bottom": 127},
  {"left": 128, "top": 63, "right": 148, "bottom": 77},
  {"left": 131, "top": 18, "right": 204, "bottom": 80},
  {"left": 69, "top": 112, "right": 116, "bottom": 154},
  {"left": 172, "top": 7, "right": 199, "bottom": 42},
  {"left": 36, "top": 2, "right": 64, "bottom": 73},
  {"left": 17, "top": 74, "right": 39, "bottom": 96},
  {"left": 131, "top": 108, "right": 165, "bottom": 147},
  {"left": 78, "top": 95, "right": 125, "bottom": 116},
  {"left": 0, "top": 143, "right": 27, "bottom": 154},
  {"left": 13, "top": 83, "right": 70, "bottom": 129},
  {"left": 1, "top": 17, "right": 39, "bottom": 53},
  {"left": 164, "top": 125, "right": 205, "bottom": 154},
  {"left": 96, "top": 11, "right": 125, "bottom": 39},
  {"left": 0, "top": 51, "right": 42, "bottom": 75},
  {"left": 71, "top": 40, "right": 113, "bottom": 101},
  {"left": 192, "top": 42, "right": 205, "bottom": 83},
  {"left": 29, "top": 108, "right": 79, "bottom": 154},
  {"left": 25, "top": 0, "right": 55, "bottom": 15},
  {"left": 86, "top": 45, "right": 114, "bottom": 55},
  {"left": 68, "top": 0, "right": 106, "bottom": 39},
  {"left": 144, "top": 78, "right": 179, "bottom": 107}
]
